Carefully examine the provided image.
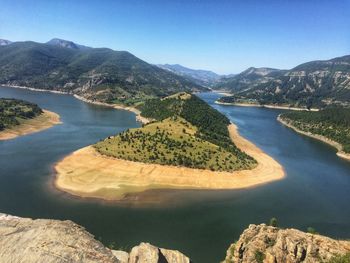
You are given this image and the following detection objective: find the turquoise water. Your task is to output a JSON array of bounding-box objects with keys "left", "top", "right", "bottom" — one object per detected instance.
[{"left": 0, "top": 87, "right": 349, "bottom": 263}]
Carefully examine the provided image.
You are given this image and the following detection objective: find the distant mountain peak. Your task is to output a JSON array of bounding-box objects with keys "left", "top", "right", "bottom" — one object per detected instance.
[
  {"left": 46, "top": 38, "right": 91, "bottom": 50},
  {"left": 0, "top": 39, "right": 12, "bottom": 46},
  {"left": 156, "top": 64, "right": 221, "bottom": 87},
  {"left": 242, "top": 67, "right": 279, "bottom": 76}
]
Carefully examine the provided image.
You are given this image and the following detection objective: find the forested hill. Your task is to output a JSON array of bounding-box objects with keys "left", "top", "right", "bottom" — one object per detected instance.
[
  {"left": 95, "top": 92, "right": 256, "bottom": 172},
  {"left": 0, "top": 40, "right": 207, "bottom": 104},
  {"left": 0, "top": 98, "right": 43, "bottom": 131},
  {"left": 279, "top": 108, "right": 350, "bottom": 153},
  {"left": 216, "top": 55, "right": 350, "bottom": 108}
]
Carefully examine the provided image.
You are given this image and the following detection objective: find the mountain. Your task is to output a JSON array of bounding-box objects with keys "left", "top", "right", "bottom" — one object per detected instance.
[
  {"left": 0, "top": 40, "right": 207, "bottom": 104},
  {"left": 46, "top": 38, "right": 91, "bottom": 50},
  {"left": 157, "top": 64, "right": 221, "bottom": 87},
  {"left": 215, "top": 67, "right": 283, "bottom": 92},
  {"left": 216, "top": 55, "right": 350, "bottom": 108},
  {"left": 0, "top": 39, "right": 12, "bottom": 46}
]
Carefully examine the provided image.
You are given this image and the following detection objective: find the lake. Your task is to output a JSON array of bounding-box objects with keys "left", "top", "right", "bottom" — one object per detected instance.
[{"left": 0, "top": 86, "right": 349, "bottom": 263}]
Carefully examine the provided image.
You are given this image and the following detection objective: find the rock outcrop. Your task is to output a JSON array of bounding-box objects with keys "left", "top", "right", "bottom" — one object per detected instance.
[
  {"left": 0, "top": 213, "right": 190, "bottom": 263},
  {"left": 223, "top": 224, "right": 350, "bottom": 263}
]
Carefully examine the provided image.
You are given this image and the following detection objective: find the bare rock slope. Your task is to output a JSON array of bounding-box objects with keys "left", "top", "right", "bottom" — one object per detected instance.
[
  {"left": 223, "top": 224, "right": 350, "bottom": 263},
  {"left": 0, "top": 213, "right": 190, "bottom": 263}
]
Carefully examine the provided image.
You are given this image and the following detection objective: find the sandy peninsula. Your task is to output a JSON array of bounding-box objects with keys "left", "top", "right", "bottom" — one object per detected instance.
[
  {"left": 54, "top": 123, "right": 285, "bottom": 201},
  {"left": 215, "top": 100, "right": 319, "bottom": 111},
  {"left": 278, "top": 115, "right": 350, "bottom": 161},
  {"left": 0, "top": 110, "right": 61, "bottom": 141}
]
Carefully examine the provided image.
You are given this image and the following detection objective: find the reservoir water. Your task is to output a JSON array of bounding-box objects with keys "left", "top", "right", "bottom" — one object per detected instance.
[{"left": 0, "top": 87, "right": 349, "bottom": 263}]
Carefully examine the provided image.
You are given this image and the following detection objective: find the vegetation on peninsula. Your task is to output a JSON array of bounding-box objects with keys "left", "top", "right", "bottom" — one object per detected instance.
[
  {"left": 94, "top": 93, "right": 257, "bottom": 172},
  {"left": 0, "top": 98, "right": 43, "bottom": 131},
  {"left": 279, "top": 108, "right": 350, "bottom": 153}
]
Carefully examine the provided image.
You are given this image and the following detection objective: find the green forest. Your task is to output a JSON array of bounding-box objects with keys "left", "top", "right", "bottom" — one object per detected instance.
[
  {"left": 280, "top": 108, "right": 350, "bottom": 153},
  {"left": 0, "top": 98, "right": 43, "bottom": 131}
]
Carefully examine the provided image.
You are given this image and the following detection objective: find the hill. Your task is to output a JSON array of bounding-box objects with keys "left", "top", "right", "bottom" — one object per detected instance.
[
  {"left": 157, "top": 64, "right": 221, "bottom": 87},
  {"left": 278, "top": 108, "right": 350, "bottom": 158},
  {"left": 216, "top": 55, "right": 350, "bottom": 108},
  {"left": 0, "top": 40, "right": 207, "bottom": 104},
  {"left": 94, "top": 92, "right": 256, "bottom": 171}
]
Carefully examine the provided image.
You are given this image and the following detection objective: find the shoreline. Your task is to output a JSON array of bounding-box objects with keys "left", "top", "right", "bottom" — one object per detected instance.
[
  {"left": 277, "top": 115, "right": 350, "bottom": 161},
  {"left": 54, "top": 123, "right": 285, "bottom": 201},
  {"left": 0, "top": 85, "right": 151, "bottom": 124},
  {"left": 73, "top": 95, "right": 151, "bottom": 124},
  {"left": 210, "top": 90, "right": 232, "bottom": 96},
  {"left": 0, "top": 110, "right": 61, "bottom": 141},
  {"left": 0, "top": 84, "right": 69, "bottom": 95},
  {"left": 215, "top": 100, "right": 319, "bottom": 111}
]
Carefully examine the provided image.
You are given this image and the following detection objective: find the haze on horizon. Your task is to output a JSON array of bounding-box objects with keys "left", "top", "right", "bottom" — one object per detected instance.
[{"left": 0, "top": 0, "right": 349, "bottom": 74}]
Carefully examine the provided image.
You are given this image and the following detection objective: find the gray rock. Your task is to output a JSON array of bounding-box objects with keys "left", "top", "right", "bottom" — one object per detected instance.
[
  {"left": 223, "top": 224, "right": 350, "bottom": 263},
  {"left": 129, "top": 242, "right": 190, "bottom": 263},
  {"left": 0, "top": 213, "right": 119, "bottom": 263},
  {"left": 0, "top": 213, "right": 191, "bottom": 263}
]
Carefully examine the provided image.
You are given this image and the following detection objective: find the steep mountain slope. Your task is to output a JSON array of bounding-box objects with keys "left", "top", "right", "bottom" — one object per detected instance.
[
  {"left": 157, "top": 64, "right": 221, "bottom": 87},
  {"left": 0, "top": 41, "right": 206, "bottom": 104},
  {"left": 216, "top": 55, "right": 350, "bottom": 108}
]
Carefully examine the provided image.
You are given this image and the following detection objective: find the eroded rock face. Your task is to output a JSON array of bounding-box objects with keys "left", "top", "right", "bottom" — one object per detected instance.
[
  {"left": 0, "top": 213, "right": 191, "bottom": 263},
  {"left": 223, "top": 224, "right": 350, "bottom": 263},
  {"left": 0, "top": 213, "right": 119, "bottom": 263}
]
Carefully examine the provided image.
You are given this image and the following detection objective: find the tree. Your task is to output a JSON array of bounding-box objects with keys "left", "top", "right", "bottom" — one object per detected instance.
[{"left": 269, "top": 217, "right": 278, "bottom": 227}]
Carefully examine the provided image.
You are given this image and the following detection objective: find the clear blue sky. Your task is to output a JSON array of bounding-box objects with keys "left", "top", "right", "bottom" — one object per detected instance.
[{"left": 0, "top": 0, "right": 349, "bottom": 74}]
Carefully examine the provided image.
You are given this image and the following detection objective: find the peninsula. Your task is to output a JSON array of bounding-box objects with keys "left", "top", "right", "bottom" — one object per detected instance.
[
  {"left": 0, "top": 98, "right": 60, "bottom": 140},
  {"left": 55, "top": 93, "right": 284, "bottom": 201},
  {"left": 278, "top": 108, "right": 350, "bottom": 161}
]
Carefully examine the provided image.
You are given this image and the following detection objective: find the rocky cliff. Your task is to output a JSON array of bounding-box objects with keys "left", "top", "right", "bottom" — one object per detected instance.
[
  {"left": 223, "top": 224, "right": 350, "bottom": 263},
  {"left": 2, "top": 213, "right": 350, "bottom": 263},
  {"left": 0, "top": 213, "right": 190, "bottom": 263}
]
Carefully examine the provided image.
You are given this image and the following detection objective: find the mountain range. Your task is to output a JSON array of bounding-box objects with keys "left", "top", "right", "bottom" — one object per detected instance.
[
  {"left": 156, "top": 64, "right": 223, "bottom": 87},
  {"left": 1, "top": 38, "right": 349, "bottom": 108},
  {"left": 215, "top": 56, "right": 350, "bottom": 108},
  {"left": 0, "top": 38, "right": 207, "bottom": 104}
]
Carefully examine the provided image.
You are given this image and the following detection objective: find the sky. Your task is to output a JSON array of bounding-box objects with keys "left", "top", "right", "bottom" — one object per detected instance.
[{"left": 0, "top": 0, "right": 349, "bottom": 74}]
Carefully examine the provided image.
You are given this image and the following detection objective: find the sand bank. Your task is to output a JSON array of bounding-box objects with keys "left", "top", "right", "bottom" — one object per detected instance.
[
  {"left": 0, "top": 110, "right": 61, "bottom": 141},
  {"left": 54, "top": 123, "right": 285, "bottom": 201},
  {"left": 278, "top": 115, "right": 350, "bottom": 161},
  {"left": 215, "top": 101, "right": 319, "bottom": 111}
]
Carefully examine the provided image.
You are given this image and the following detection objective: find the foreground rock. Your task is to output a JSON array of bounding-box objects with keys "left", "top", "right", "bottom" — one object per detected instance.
[
  {"left": 0, "top": 213, "right": 190, "bottom": 263},
  {"left": 223, "top": 224, "right": 350, "bottom": 263}
]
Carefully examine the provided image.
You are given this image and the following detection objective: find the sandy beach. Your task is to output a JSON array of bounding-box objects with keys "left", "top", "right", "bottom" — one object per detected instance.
[
  {"left": 54, "top": 123, "right": 285, "bottom": 201},
  {"left": 0, "top": 110, "right": 61, "bottom": 141},
  {"left": 215, "top": 100, "right": 319, "bottom": 111},
  {"left": 278, "top": 115, "right": 350, "bottom": 161}
]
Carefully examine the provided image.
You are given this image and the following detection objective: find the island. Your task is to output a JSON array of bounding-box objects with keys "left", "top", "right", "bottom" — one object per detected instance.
[
  {"left": 55, "top": 93, "right": 284, "bottom": 201},
  {"left": 278, "top": 108, "right": 350, "bottom": 161},
  {"left": 0, "top": 98, "right": 61, "bottom": 140}
]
